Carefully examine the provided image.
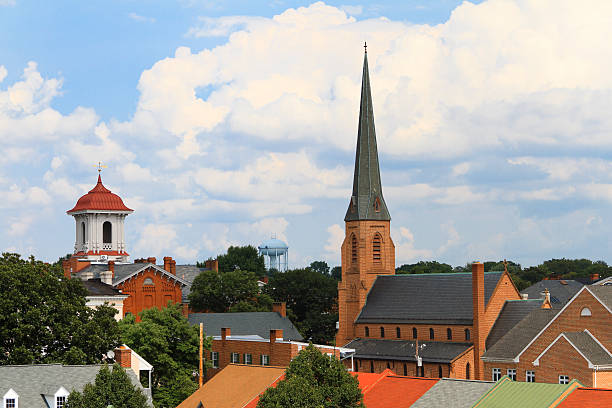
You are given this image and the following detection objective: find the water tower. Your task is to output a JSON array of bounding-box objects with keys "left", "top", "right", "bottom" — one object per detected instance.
[{"left": 258, "top": 236, "right": 288, "bottom": 272}]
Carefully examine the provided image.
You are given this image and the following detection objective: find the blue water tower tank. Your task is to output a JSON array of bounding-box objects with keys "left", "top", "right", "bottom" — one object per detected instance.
[{"left": 258, "top": 236, "right": 288, "bottom": 272}]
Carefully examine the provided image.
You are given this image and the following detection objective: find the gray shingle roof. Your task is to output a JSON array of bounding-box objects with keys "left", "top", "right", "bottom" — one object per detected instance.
[
  {"left": 562, "top": 331, "right": 612, "bottom": 366},
  {"left": 188, "top": 312, "right": 303, "bottom": 341},
  {"left": 175, "top": 265, "right": 207, "bottom": 302},
  {"left": 81, "top": 278, "right": 122, "bottom": 296},
  {"left": 0, "top": 364, "right": 151, "bottom": 408},
  {"left": 520, "top": 280, "right": 583, "bottom": 305},
  {"left": 588, "top": 286, "right": 612, "bottom": 310},
  {"left": 356, "top": 272, "right": 504, "bottom": 325},
  {"left": 482, "top": 307, "right": 558, "bottom": 361},
  {"left": 486, "top": 299, "right": 543, "bottom": 350},
  {"left": 411, "top": 378, "right": 495, "bottom": 408},
  {"left": 345, "top": 338, "right": 472, "bottom": 364}
]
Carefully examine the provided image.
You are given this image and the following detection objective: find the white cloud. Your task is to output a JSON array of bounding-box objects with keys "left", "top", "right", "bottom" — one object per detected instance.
[
  {"left": 128, "top": 13, "right": 156, "bottom": 23},
  {"left": 393, "top": 226, "right": 434, "bottom": 264},
  {"left": 0, "top": 0, "right": 15, "bottom": 7},
  {"left": 323, "top": 223, "right": 344, "bottom": 262}
]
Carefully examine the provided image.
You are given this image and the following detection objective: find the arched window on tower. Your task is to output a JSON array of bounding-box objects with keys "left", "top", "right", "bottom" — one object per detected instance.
[
  {"left": 351, "top": 234, "right": 358, "bottom": 264},
  {"left": 102, "top": 221, "right": 112, "bottom": 244},
  {"left": 372, "top": 234, "right": 382, "bottom": 264},
  {"left": 81, "top": 222, "right": 86, "bottom": 244}
]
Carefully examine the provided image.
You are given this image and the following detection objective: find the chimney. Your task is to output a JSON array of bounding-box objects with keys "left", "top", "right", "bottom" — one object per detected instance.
[
  {"left": 171, "top": 259, "right": 176, "bottom": 275},
  {"left": 521, "top": 293, "right": 529, "bottom": 300},
  {"left": 163, "top": 257, "right": 172, "bottom": 273},
  {"left": 272, "top": 302, "right": 287, "bottom": 317},
  {"left": 221, "top": 327, "right": 231, "bottom": 341},
  {"left": 81, "top": 270, "right": 93, "bottom": 281},
  {"left": 114, "top": 346, "right": 131, "bottom": 368},
  {"left": 472, "top": 262, "right": 485, "bottom": 380},
  {"left": 147, "top": 257, "right": 156, "bottom": 264},
  {"left": 100, "top": 269, "right": 113, "bottom": 285},
  {"left": 590, "top": 273, "right": 600, "bottom": 282},
  {"left": 270, "top": 329, "right": 283, "bottom": 344},
  {"left": 108, "top": 261, "right": 115, "bottom": 279},
  {"left": 541, "top": 289, "right": 552, "bottom": 309},
  {"left": 134, "top": 258, "right": 145, "bottom": 264},
  {"left": 62, "top": 260, "right": 71, "bottom": 279}
]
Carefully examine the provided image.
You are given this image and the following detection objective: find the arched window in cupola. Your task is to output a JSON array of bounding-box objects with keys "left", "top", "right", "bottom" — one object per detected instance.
[
  {"left": 372, "top": 234, "right": 382, "bottom": 264},
  {"left": 81, "top": 222, "right": 86, "bottom": 244},
  {"left": 103, "top": 221, "right": 112, "bottom": 244}
]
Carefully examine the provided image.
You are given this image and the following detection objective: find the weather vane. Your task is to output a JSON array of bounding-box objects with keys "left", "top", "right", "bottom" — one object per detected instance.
[
  {"left": 364, "top": 41, "right": 367, "bottom": 53},
  {"left": 94, "top": 161, "right": 107, "bottom": 174}
]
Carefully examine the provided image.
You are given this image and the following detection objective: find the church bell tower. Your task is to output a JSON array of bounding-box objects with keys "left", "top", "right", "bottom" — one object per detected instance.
[{"left": 336, "top": 46, "right": 395, "bottom": 347}]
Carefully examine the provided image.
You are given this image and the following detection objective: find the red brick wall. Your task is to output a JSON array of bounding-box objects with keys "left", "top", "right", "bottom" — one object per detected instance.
[
  {"left": 537, "top": 336, "right": 596, "bottom": 385},
  {"left": 118, "top": 267, "right": 184, "bottom": 320},
  {"left": 451, "top": 347, "right": 475, "bottom": 380}
]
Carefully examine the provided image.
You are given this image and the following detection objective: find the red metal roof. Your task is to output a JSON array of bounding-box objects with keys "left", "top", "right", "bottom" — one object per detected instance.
[
  {"left": 67, "top": 175, "right": 133, "bottom": 213},
  {"left": 362, "top": 374, "right": 438, "bottom": 408},
  {"left": 557, "top": 387, "right": 612, "bottom": 408}
]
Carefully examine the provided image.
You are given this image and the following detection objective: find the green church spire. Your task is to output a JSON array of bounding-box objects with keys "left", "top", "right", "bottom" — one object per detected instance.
[{"left": 345, "top": 44, "right": 391, "bottom": 222}]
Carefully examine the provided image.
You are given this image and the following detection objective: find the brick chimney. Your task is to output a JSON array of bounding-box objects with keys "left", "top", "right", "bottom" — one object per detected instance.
[
  {"left": 590, "top": 273, "right": 600, "bottom": 282},
  {"left": 147, "top": 257, "right": 156, "bottom": 264},
  {"left": 270, "top": 329, "right": 283, "bottom": 344},
  {"left": 114, "top": 346, "right": 131, "bottom": 368},
  {"left": 108, "top": 261, "right": 115, "bottom": 280},
  {"left": 272, "top": 302, "right": 287, "bottom": 317},
  {"left": 204, "top": 259, "right": 219, "bottom": 273},
  {"left": 221, "top": 327, "right": 231, "bottom": 341},
  {"left": 541, "top": 289, "right": 552, "bottom": 309},
  {"left": 163, "top": 257, "right": 172, "bottom": 273},
  {"left": 472, "top": 262, "right": 485, "bottom": 380},
  {"left": 170, "top": 259, "right": 176, "bottom": 275}
]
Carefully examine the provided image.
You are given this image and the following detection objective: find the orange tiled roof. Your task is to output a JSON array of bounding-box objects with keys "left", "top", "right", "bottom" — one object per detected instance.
[
  {"left": 67, "top": 175, "right": 133, "bottom": 213},
  {"left": 176, "top": 364, "right": 285, "bottom": 408},
  {"left": 363, "top": 374, "right": 439, "bottom": 407},
  {"left": 556, "top": 387, "right": 612, "bottom": 408}
]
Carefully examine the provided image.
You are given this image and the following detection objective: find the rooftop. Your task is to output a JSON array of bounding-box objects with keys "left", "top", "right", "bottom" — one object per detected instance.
[
  {"left": 67, "top": 175, "right": 133, "bottom": 213},
  {"left": 188, "top": 312, "right": 304, "bottom": 341}
]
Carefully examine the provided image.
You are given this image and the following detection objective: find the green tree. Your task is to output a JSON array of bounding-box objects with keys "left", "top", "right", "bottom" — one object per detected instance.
[
  {"left": 257, "top": 344, "right": 363, "bottom": 408},
  {"left": 217, "top": 245, "right": 266, "bottom": 277},
  {"left": 0, "top": 253, "right": 121, "bottom": 365},
  {"left": 265, "top": 268, "right": 338, "bottom": 344},
  {"left": 330, "top": 266, "right": 342, "bottom": 280},
  {"left": 396, "top": 261, "right": 453, "bottom": 274},
  {"left": 309, "top": 261, "right": 330, "bottom": 275},
  {"left": 66, "top": 364, "right": 149, "bottom": 408},
  {"left": 119, "top": 303, "right": 206, "bottom": 408},
  {"left": 188, "top": 269, "right": 267, "bottom": 312}
]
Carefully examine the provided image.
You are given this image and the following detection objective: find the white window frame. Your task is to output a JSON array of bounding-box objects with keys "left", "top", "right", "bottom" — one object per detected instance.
[
  {"left": 526, "top": 371, "right": 536, "bottom": 383},
  {"left": 580, "top": 307, "right": 592, "bottom": 317},
  {"left": 261, "top": 354, "right": 270, "bottom": 366},
  {"left": 230, "top": 352, "right": 240, "bottom": 363},
  {"left": 211, "top": 351, "right": 219, "bottom": 368},
  {"left": 3, "top": 389, "right": 18, "bottom": 408},
  {"left": 492, "top": 368, "right": 501, "bottom": 381},
  {"left": 244, "top": 353, "right": 252, "bottom": 365},
  {"left": 559, "top": 375, "right": 570, "bottom": 384},
  {"left": 507, "top": 369, "right": 516, "bottom": 381}
]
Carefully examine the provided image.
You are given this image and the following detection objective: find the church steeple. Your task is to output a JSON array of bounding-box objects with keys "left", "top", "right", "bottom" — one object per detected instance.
[{"left": 345, "top": 45, "right": 390, "bottom": 222}]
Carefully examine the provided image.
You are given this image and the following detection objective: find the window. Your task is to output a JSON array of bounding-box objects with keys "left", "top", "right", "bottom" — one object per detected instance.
[
  {"left": 3, "top": 389, "right": 18, "bottom": 408},
  {"left": 438, "top": 365, "right": 443, "bottom": 378},
  {"left": 465, "top": 329, "right": 470, "bottom": 341},
  {"left": 351, "top": 234, "right": 358, "bottom": 263},
  {"left": 244, "top": 353, "right": 252, "bottom": 365},
  {"left": 386, "top": 362, "right": 391, "bottom": 369},
  {"left": 102, "top": 221, "right": 112, "bottom": 244},
  {"left": 403, "top": 364, "right": 407, "bottom": 376},
  {"left": 396, "top": 327, "right": 401, "bottom": 338},
  {"left": 380, "top": 327, "right": 385, "bottom": 338},
  {"left": 374, "top": 197, "right": 381, "bottom": 212},
  {"left": 429, "top": 328, "right": 435, "bottom": 340},
  {"left": 412, "top": 327, "right": 417, "bottom": 339},
  {"left": 370, "top": 361, "right": 374, "bottom": 373},
  {"left": 81, "top": 222, "right": 86, "bottom": 244},
  {"left": 507, "top": 369, "right": 516, "bottom": 381},
  {"left": 365, "top": 327, "right": 369, "bottom": 337},
  {"left": 56, "top": 396, "right": 66, "bottom": 408},
  {"left": 526, "top": 371, "right": 536, "bottom": 383},
  {"left": 231, "top": 352, "right": 240, "bottom": 363},
  {"left": 143, "top": 277, "right": 154, "bottom": 286},
  {"left": 211, "top": 352, "right": 219, "bottom": 368},
  {"left": 581, "top": 307, "right": 592, "bottom": 317},
  {"left": 5, "top": 399, "right": 15, "bottom": 408},
  {"left": 559, "top": 375, "right": 570, "bottom": 384},
  {"left": 447, "top": 328, "right": 452, "bottom": 340},
  {"left": 372, "top": 234, "right": 382, "bottom": 264},
  {"left": 492, "top": 368, "right": 501, "bottom": 381},
  {"left": 466, "top": 363, "right": 470, "bottom": 379},
  {"left": 261, "top": 355, "right": 270, "bottom": 366}
]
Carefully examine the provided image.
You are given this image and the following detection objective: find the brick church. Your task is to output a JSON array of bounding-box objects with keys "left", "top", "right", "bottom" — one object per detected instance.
[{"left": 336, "top": 47, "right": 612, "bottom": 386}]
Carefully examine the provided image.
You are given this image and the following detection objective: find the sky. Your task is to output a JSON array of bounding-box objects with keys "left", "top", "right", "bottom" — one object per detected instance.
[{"left": 2, "top": 0, "right": 612, "bottom": 269}]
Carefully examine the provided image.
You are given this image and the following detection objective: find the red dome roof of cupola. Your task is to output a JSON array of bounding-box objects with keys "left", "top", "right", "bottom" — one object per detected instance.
[{"left": 67, "top": 175, "right": 133, "bottom": 213}]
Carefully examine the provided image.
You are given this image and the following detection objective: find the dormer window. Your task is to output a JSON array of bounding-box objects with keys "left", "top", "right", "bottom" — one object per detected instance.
[
  {"left": 54, "top": 387, "right": 68, "bottom": 408},
  {"left": 580, "top": 307, "right": 592, "bottom": 317},
  {"left": 374, "top": 197, "right": 381, "bottom": 212},
  {"left": 3, "top": 389, "right": 18, "bottom": 408}
]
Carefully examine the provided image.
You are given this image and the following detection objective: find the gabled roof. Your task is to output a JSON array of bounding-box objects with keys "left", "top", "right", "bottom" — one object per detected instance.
[
  {"left": 76, "top": 263, "right": 189, "bottom": 287},
  {"left": 188, "top": 312, "right": 303, "bottom": 341},
  {"left": 411, "top": 378, "right": 495, "bottom": 408},
  {"left": 81, "top": 278, "right": 124, "bottom": 296},
  {"left": 0, "top": 364, "right": 149, "bottom": 408},
  {"left": 67, "top": 175, "right": 133, "bottom": 213},
  {"left": 588, "top": 285, "right": 612, "bottom": 310},
  {"left": 486, "top": 299, "right": 543, "bottom": 349},
  {"left": 356, "top": 272, "right": 504, "bottom": 325},
  {"left": 344, "top": 48, "right": 390, "bottom": 222},
  {"left": 520, "top": 280, "right": 584, "bottom": 306},
  {"left": 346, "top": 338, "right": 472, "bottom": 364},
  {"left": 176, "top": 364, "right": 285, "bottom": 408},
  {"left": 533, "top": 330, "right": 612, "bottom": 368},
  {"left": 556, "top": 387, "right": 612, "bottom": 407},
  {"left": 362, "top": 374, "right": 438, "bottom": 408},
  {"left": 472, "top": 376, "right": 581, "bottom": 408}
]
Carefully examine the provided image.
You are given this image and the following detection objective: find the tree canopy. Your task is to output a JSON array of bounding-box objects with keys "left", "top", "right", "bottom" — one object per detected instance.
[
  {"left": 257, "top": 344, "right": 363, "bottom": 408},
  {"left": 396, "top": 261, "right": 454, "bottom": 274},
  {"left": 216, "top": 245, "right": 266, "bottom": 277},
  {"left": 0, "top": 253, "right": 121, "bottom": 365},
  {"left": 265, "top": 268, "right": 338, "bottom": 344},
  {"left": 309, "top": 260, "right": 330, "bottom": 275},
  {"left": 66, "top": 364, "right": 149, "bottom": 408},
  {"left": 119, "top": 303, "right": 206, "bottom": 408}
]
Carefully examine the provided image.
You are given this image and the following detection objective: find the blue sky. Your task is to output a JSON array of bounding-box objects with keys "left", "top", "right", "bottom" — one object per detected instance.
[{"left": 2, "top": 0, "right": 612, "bottom": 269}]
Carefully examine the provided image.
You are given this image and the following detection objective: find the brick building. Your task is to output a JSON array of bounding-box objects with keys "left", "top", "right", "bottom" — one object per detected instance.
[{"left": 482, "top": 285, "right": 612, "bottom": 387}]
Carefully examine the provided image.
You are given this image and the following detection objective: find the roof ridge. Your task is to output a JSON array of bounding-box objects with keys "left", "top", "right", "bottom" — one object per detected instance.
[{"left": 388, "top": 271, "right": 502, "bottom": 277}]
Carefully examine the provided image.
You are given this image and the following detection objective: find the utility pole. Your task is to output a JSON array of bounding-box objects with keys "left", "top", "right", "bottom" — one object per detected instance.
[{"left": 199, "top": 323, "right": 204, "bottom": 387}]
